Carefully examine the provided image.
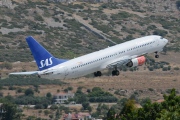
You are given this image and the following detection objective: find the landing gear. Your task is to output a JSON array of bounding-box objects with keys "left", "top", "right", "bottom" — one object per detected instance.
[
  {"left": 155, "top": 54, "right": 159, "bottom": 58},
  {"left": 112, "top": 70, "right": 119, "bottom": 76},
  {"left": 155, "top": 52, "right": 159, "bottom": 58},
  {"left": 94, "top": 71, "right": 102, "bottom": 77}
]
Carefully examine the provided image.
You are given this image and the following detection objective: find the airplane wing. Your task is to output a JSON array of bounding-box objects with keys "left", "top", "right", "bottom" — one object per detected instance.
[
  {"left": 9, "top": 71, "right": 39, "bottom": 75},
  {"left": 106, "top": 55, "right": 138, "bottom": 68}
]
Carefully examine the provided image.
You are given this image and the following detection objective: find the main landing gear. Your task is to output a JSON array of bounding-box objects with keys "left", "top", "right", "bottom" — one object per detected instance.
[
  {"left": 94, "top": 68, "right": 120, "bottom": 77},
  {"left": 155, "top": 52, "right": 159, "bottom": 58},
  {"left": 112, "top": 70, "right": 119, "bottom": 76},
  {"left": 94, "top": 71, "right": 102, "bottom": 77},
  {"left": 111, "top": 66, "right": 119, "bottom": 76}
]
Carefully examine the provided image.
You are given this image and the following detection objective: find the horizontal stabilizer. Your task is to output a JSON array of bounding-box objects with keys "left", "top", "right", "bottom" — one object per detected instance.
[{"left": 9, "top": 71, "right": 38, "bottom": 75}]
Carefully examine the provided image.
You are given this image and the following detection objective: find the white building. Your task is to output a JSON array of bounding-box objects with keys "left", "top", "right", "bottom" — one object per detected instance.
[{"left": 53, "top": 91, "right": 74, "bottom": 104}]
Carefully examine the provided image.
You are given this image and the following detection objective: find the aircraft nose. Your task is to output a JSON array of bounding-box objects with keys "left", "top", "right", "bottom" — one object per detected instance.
[{"left": 164, "top": 39, "right": 168, "bottom": 44}]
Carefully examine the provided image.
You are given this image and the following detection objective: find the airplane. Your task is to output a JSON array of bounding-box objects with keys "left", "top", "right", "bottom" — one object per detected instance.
[{"left": 9, "top": 35, "right": 168, "bottom": 79}]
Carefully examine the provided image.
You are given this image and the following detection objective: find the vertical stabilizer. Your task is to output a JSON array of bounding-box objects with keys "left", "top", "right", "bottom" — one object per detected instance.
[{"left": 26, "top": 36, "right": 67, "bottom": 71}]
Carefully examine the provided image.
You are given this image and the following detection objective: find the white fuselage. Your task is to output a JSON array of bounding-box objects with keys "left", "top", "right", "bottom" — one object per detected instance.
[{"left": 39, "top": 35, "right": 168, "bottom": 79}]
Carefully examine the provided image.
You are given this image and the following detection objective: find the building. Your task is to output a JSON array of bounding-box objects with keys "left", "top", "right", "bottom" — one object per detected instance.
[
  {"left": 63, "top": 112, "right": 91, "bottom": 120},
  {"left": 53, "top": 91, "right": 74, "bottom": 104}
]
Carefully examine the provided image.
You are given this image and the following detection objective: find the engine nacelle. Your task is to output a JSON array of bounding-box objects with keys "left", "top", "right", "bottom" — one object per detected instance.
[{"left": 126, "top": 56, "right": 146, "bottom": 67}]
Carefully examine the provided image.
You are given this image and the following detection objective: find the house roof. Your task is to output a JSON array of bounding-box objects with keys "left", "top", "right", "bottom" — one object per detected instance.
[
  {"left": 54, "top": 92, "right": 74, "bottom": 96},
  {"left": 63, "top": 112, "right": 91, "bottom": 119}
]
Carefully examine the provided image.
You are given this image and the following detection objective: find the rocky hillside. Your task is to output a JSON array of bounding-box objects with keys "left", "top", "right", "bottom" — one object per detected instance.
[{"left": 0, "top": 0, "right": 179, "bottom": 62}]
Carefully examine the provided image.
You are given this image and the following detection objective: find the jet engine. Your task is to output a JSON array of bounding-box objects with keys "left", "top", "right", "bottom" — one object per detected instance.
[{"left": 126, "top": 56, "right": 146, "bottom": 67}]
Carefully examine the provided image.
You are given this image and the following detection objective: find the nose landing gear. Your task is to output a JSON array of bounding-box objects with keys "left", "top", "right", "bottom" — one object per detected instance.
[{"left": 155, "top": 52, "right": 159, "bottom": 58}]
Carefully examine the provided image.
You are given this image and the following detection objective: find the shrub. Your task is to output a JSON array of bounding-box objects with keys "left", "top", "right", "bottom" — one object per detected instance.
[
  {"left": 50, "top": 105, "right": 58, "bottom": 110},
  {"left": 0, "top": 85, "right": 3, "bottom": 90},
  {"left": 44, "top": 110, "right": 50, "bottom": 116},
  {"left": 87, "top": 89, "right": 91, "bottom": 93},
  {"left": 0, "top": 92, "right": 3, "bottom": 97},
  {"left": 83, "top": 17, "right": 88, "bottom": 20},
  {"left": 174, "top": 67, "right": 179, "bottom": 70},
  {"left": 111, "top": 11, "right": 132, "bottom": 20},
  {"left": 148, "top": 67, "right": 154, "bottom": 71},
  {"left": 148, "top": 88, "right": 154, "bottom": 91},
  {"left": 35, "top": 104, "right": 44, "bottom": 109},
  {"left": 9, "top": 85, "right": 15, "bottom": 90},
  {"left": 0, "top": 76, "right": 64, "bottom": 86},
  {"left": 162, "top": 67, "right": 168, "bottom": 71},
  {"left": 153, "top": 29, "right": 168, "bottom": 37},
  {"left": 34, "top": 14, "right": 43, "bottom": 21},
  {"left": 176, "top": 1, "right": 180, "bottom": 10},
  {"left": 0, "top": 62, "right": 12, "bottom": 70}
]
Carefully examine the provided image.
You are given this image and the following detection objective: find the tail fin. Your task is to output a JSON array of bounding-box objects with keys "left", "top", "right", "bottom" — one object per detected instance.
[{"left": 26, "top": 36, "right": 67, "bottom": 71}]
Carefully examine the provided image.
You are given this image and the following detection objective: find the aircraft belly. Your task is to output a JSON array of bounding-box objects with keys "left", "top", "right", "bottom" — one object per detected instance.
[
  {"left": 72, "top": 64, "right": 101, "bottom": 78},
  {"left": 41, "top": 73, "right": 64, "bottom": 80}
]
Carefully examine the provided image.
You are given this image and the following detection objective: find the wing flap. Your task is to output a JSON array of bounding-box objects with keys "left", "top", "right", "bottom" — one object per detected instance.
[
  {"left": 106, "top": 55, "right": 143, "bottom": 68},
  {"left": 106, "top": 59, "right": 130, "bottom": 68},
  {"left": 9, "top": 71, "right": 38, "bottom": 75},
  {"left": 106, "top": 56, "right": 132, "bottom": 68}
]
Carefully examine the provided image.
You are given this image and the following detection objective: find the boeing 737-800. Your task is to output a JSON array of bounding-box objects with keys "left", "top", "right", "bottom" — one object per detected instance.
[{"left": 10, "top": 35, "right": 168, "bottom": 79}]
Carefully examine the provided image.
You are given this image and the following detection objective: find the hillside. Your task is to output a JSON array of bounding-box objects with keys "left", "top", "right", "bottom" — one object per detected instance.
[
  {"left": 0, "top": 0, "right": 179, "bottom": 63},
  {"left": 0, "top": 1, "right": 180, "bottom": 119}
]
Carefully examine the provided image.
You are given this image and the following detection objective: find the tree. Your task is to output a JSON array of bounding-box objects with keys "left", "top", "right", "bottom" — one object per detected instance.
[
  {"left": 82, "top": 102, "right": 90, "bottom": 110},
  {"left": 55, "top": 109, "right": 61, "bottom": 119},
  {"left": 140, "top": 97, "right": 151, "bottom": 106},
  {"left": 25, "top": 88, "right": 34, "bottom": 96},
  {"left": 49, "top": 114, "right": 53, "bottom": 119},
  {"left": 50, "top": 105, "right": 58, "bottom": 110},
  {"left": 64, "top": 88, "right": 68, "bottom": 93},
  {"left": 74, "top": 89, "right": 88, "bottom": 104},
  {"left": 67, "top": 86, "right": 73, "bottom": 91},
  {"left": 87, "top": 89, "right": 91, "bottom": 93},
  {"left": 0, "top": 102, "right": 22, "bottom": 120},
  {"left": 16, "top": 88, "right": 22, "bottom": 93},
  {"left": 120, "top": 99, "right": 137, "bottom": 119},
  {"left": 57, "top": 89, "right": 60, "bottom": 93},
  {"left": 46, "top": 92, "right": 52, "bottom": 98},
  {"left": 107, "top": 107, "right": 118, "bottom": 120},
  {"left": 87, "top": 106, "right": 92, "bottom": 112}
]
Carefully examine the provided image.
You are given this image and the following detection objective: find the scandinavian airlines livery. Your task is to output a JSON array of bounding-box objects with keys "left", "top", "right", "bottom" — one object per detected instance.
[{"left": 10, "top": 35, "right": 168, "bottom": 79}]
